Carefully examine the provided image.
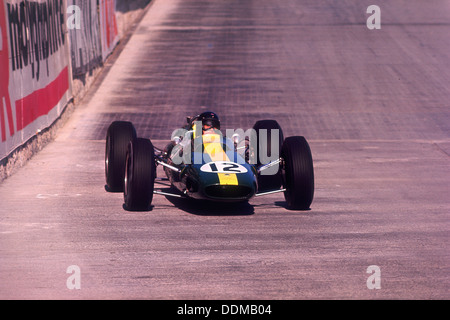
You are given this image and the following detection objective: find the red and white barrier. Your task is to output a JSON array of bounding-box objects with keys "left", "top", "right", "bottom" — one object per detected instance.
[
  {"left": 0, "top": 0, "right": 122, "bottom": 161},
  {"left": 0, "top": 0, "right": 72, "bottom": 160}
]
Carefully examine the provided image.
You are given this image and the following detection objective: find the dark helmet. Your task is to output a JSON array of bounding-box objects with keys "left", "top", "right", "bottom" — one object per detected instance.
[{"left": 197, "top": 111, "right": 220, "bottom": 130}]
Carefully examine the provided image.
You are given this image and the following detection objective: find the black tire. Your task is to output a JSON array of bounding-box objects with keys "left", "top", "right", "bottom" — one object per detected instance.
[
  {"left": 124, "top": 138, "right": 156, "bottom": 211},
  {"left": 252, "top": 120, "right": 284, "bottom": 191},
  {"left": 281, "top": 136, "right": 314, "bottom": 210},
  {"left": 105, "top": 121, "right": 137, "bottom": 191}
]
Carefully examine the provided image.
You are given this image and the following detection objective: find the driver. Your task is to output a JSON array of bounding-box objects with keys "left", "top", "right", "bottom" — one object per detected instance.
[
  {"left": 165, "top": 111, "right": 222, "bottom": 163},
  {"left": 192, "top": 111, "right": 221, "bottom": 137},
  {"left": 200, "top": 111, "right": 220, "bottom": 133}
]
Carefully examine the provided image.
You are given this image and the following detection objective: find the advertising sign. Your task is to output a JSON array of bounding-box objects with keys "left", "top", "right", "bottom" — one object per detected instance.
[
  {"left": 0, "top": 0, "right": 72, "bottom": 160},
  {"left": 68, "top": 0, "right": 102, "bottom": 76},
  {"left": 99, "top": 0, "right": 118, "bottom": 61}
]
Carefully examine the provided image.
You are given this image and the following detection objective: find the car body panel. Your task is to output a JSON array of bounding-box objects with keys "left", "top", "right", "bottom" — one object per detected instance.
[{"left": 164, "top": 134, "right": 257, "bottom": 202}]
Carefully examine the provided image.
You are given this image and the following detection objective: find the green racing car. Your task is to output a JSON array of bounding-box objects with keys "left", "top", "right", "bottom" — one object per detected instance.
[{"left": 105, "top": 111, "right": 314, "bottom": 211}]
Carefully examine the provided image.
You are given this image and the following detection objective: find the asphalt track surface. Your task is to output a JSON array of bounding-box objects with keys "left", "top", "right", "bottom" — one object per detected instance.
[{"left": 0, "top": 0, "right": 449, "bottom": 299}]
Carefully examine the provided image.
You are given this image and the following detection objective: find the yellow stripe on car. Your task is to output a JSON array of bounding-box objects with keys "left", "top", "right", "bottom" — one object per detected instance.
[{"left": 203, "top": 134, "right": 238, "bottom": 185}]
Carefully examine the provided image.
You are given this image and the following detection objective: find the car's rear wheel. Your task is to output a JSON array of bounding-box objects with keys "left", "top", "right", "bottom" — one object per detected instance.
[
  {"left": 105, "top": 121, "right": 137, "bottom": 191},
  {"left": 281, "top": 136, "right": 314, "bottom": 210},
  {"left": 124, "top": 138, "right": 156, "bottom": 211},
  {"left": 252, "top": 120, "right": 284, "bottom": 191}
]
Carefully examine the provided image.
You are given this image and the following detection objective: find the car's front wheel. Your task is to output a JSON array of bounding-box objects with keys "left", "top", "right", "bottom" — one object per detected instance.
[
  {"left": 281, "top": 136, "right": 314, "bottom": 210},
  {"left": 124, "top": 138, "right": 156, "bottom": 211}
]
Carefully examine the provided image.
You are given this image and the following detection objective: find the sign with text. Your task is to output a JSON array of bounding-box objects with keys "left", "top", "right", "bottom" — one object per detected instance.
[
  {"left": 99, "top": 0, "right": 118, "bottom": 61},
  {"left": 68, "top": 0, "right": 102, "bottom": 76},
  {"left": 0, "top": 0, "right": 72, "bottom": 160}
]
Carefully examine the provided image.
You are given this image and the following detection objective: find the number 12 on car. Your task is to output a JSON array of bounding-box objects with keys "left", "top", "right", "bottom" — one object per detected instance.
[{"left": 200, "top": 161, "right": 248, "bottom": 173}]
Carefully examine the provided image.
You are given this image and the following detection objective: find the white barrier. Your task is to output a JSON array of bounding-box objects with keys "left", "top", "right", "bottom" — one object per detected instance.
[{"left": 99, "top": 0, "right": 119, "bottom": 61}]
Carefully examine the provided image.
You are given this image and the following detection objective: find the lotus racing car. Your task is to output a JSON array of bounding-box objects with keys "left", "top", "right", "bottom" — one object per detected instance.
[{"left": 105, "top": 112, "right": 314, "bottom": 211}]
